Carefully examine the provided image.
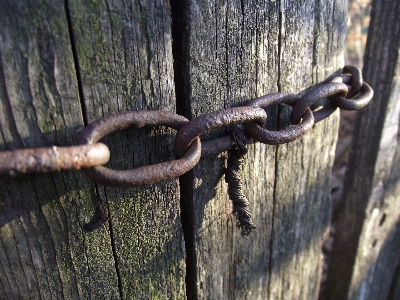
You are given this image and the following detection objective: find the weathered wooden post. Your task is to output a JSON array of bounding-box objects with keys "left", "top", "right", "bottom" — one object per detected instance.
[
  {"left": 0, "top": 1, "right": 185, "bottom": 298},
  {"left": 0, "top": 0, "right": 350, "bottom": 299},
  {"left": 171, "top": 1, "right": 346, "bottom": 298}
]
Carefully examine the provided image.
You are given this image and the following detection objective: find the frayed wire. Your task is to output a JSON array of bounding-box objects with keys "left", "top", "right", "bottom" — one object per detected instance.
[{"left": 225, "top": 126, "right": 256, "bottom": 237}]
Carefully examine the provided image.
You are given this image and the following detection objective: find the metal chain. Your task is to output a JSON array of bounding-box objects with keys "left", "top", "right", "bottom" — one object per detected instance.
[
  {"left": 0, "top": 66, "right": 373, "bottom": 188},
  {"left": 0, "top": 65, "right": 373, "bottom": 234}
]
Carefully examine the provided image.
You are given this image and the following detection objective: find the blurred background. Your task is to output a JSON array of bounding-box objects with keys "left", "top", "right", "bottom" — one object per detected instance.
[
  {"left": 320, "top": 1, "right": 373, "bottom": 297},
  {"left": 332, "top": 0, "right": 372, "bottom": 207}
]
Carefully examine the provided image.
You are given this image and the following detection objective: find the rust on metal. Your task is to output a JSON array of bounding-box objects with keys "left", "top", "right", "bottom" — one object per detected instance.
[
  {"left": 0, "top": 143, "right": 110, "bottom": 176},
  {"left": 174, "top": 106, "right": 267, "bottom": 158},
  {"left": 291, "top": 82, "right": 349, "bottom": 125},
  {"left": 300, "top": 67, "right": 372, "bottom": 123},
  {"left": 0, "top": 65, "right": 374, "bottom": 197},
  {"left": 308, "top": 75, "right": 352, "bottom": 123},
  {"left": 0, "top": 65, "right": 375, "bottom": 237},
  {"left": 313, "top": 102, "right": 338, "bottom": 123},
  {"left": 79, "top": 110, "right": 202, "bottom": 188},
  {"left": 84, "top": 182, "right": 110, "bottom": 231},
  {"left": 80, "top": 110, "right": 190, "bottom": 144},
  {"left": 201, "top": 135, "right": 236, "bottom": 157},
  {"left": 246, "top": 93, "right": 314, "bottom": 144},
  {"left": 329, "top": 81, "right": 373, "bottom": 110},
  {"left": 342, "top": 65, "right": 363, "bottom": 98}
]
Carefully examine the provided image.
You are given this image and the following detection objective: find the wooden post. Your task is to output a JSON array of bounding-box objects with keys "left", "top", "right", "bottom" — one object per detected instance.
[
  {"left": 0, "top": 0, "right": 347, "bottom": 299},
  {"left": 324, "top": 0, "right": 400, "bottom": 299},
  {"left": 172, "top": 0, "right": 345, "bottom": 298},
  {"left": 0, "top": 0, "right": 185, "bottom": 299}
]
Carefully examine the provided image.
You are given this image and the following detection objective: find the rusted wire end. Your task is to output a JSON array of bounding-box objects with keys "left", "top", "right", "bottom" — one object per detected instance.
[{"left": 225, "top": 127, "right": 256, "bottom": 237}]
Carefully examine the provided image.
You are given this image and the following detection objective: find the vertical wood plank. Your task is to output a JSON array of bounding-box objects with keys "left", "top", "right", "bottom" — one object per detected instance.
[
  {"left": 175, "top": 0, "right": 346, "bottom": 298},
  {"left": 268, "top": 1, "right": 345, "bottom": 299},
  {"left": 0, "top": 0, "right": 121, "bottom": 298},
  {"left": 0, "top": 0, "right": 185, "bottom": 299},
  {"left": 173, "top": 1, "right": 279, "bottom": 298},
  {"left": 325, "top": 0, "right": 400, "bottom": 299},
  {"left": 66, "top": 0, "right": 185, "bottom": 298}
]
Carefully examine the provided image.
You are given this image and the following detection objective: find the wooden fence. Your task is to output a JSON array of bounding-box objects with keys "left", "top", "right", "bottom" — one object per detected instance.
[{"left": 0, "top": 0, "right": 399, "bottom": 299}]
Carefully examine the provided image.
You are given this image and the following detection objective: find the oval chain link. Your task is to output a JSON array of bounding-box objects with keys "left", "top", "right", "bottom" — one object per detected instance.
[
  {"left": 79, "top": 110, "right": 202, "bottom": 188},
  {"left": 0, "top": 143, "right": 110, "bottom": 176},
  {"left": 292, "top": 65, "right": 373, "bottom": 124},
  {"left": 245, "top": 93, "right": 314, "bottom": 144},
  {"left": 174, "top": 106, "right": 267, "bottom": 158}
]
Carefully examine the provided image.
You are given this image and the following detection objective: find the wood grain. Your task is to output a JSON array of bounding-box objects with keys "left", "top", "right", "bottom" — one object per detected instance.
[
  {"left": 0, "top": 0, "right": 122, "bottom": 298},
  {"left": 175, "top": 0, "right": 345, "bottom": 298},
  {"left": 66, "top": 0, "right": 185, "bottom": 298},
  {"left": 0, "top": 0, "right": 350, "bottom": 298},
  {"left": 0, "top": 0, "right": 185, "bottom": 298}
]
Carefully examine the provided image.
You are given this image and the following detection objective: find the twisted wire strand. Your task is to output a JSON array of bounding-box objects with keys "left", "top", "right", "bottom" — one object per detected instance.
[{"left": 225, "top": 127, "right": 256, "bottom": 236}]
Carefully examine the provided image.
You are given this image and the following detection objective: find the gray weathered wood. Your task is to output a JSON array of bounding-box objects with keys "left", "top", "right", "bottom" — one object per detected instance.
[
  {"left": 324, "top": 0, "right": 400, "bottom": 299},
  {"left": 0, "top": 1, "right": 120, "bottom": 299},
  {"left": 1, "top": 0, "right": 354, "bottom": 298},
  {"left": 0, "top": 0, "right": 185, "bottom": 299},
  {"left": 66, "top": 1, "right": 185, "bottom": 298},
  {"left": 174, "top": 0, "right": 345, "bottom": 298},
  {"left": 269, "top": 1, "right": 345, "bottom": 299}
]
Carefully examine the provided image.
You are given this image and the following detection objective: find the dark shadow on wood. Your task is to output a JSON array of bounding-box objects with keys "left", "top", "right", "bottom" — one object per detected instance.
[{"left": 0, "top": 126, "right": 177, "bottom": 228}]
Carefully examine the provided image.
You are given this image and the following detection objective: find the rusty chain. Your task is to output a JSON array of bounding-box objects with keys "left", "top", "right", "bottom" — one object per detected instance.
[
  {"left": 0, "top": 65, "right": 373, "bottom": 235},
  {"left": 0, "top": 66, "right": 373, "bottom": 184}
]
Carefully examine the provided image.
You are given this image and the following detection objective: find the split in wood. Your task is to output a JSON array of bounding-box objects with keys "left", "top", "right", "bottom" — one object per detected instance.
[{"left": 84, "top": 182, "right": 109, "bottom": 231}]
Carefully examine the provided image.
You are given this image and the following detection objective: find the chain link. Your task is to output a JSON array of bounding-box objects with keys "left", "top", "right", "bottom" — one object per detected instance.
[
  {"left": 0, "top": 143, "right": 110, "bottom": 176},
  {"left": 246, "top": 93, "right": 314, "bottom": 144},
  {"left": 174, "top": 106, "right": 267, "bottom": 157},
  {"left": 78, "top": 110, "right": 202, "bottom": 188},
  {"left": 0, "top": 66, "right": 373, "bottom": 188}
]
